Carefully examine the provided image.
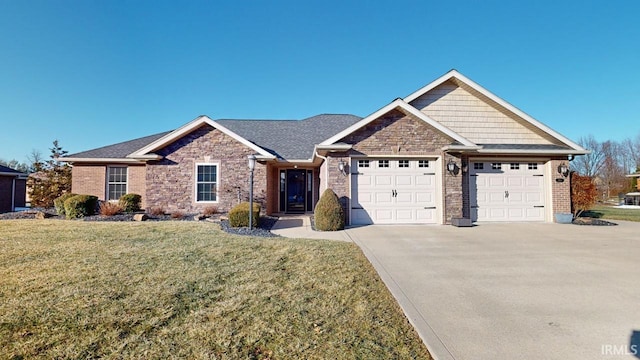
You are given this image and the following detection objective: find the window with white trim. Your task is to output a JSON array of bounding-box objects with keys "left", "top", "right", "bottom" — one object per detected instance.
[
  {"left": 510, "top": 163, "right": 520, "bottom": 170},
  {"left": 418, "top": 160, "right": 429, "bottom": 168},
  {"left": 491, "top": 163, "right": 502, "bottom": 170},
  {"left": 358, "top": 160, "right": 370, "bottom": 168},
  {"left": 398, "top": 160, "right": 409, "bottom": 168},
  {"left": 528, "top": 163, "right": 538, "bottom": 170},
  {"left": 107, "top": 166, "right": 127, "bottom": 200},
  {"left": 196, "top": 164, "right": 218, "bottom": 202},
  {"left": 378, "top": 160, "right": 389, "bottom": 168}
]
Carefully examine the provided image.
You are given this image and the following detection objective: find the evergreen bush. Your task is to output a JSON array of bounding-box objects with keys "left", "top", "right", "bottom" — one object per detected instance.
[
  {"left": 54, "top": 193, "right": 77, "bottom": 216},
  {"left": 64, "top": 195, "right": 98, "bottom": 219},
  {"left": 118, "top": 193, "right": 142, "bottom": 213},
  {"left": 314, "top": 189, "right": 345, "bottom": 231},
  {"left": 229, "top": 202, "right": 260, "bottom": 227}
]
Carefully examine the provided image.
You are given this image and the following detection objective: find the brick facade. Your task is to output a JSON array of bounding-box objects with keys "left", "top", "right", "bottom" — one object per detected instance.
[
  {"left": 550, "top": 158, "right": 572, "bottom": 216},
  {"left": 72, "top": 165, "right": 107, "bottom": 200},
  {"left": 146, "top": 125, "right": 268, "bottom": 214}
]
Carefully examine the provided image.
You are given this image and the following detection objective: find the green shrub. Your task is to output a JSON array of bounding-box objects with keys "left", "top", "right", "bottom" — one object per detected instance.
[
  {"left": 63, "top": 195, "right": 98, "bottom": 219},
  {"left": 118, "top": 193, "right": 142, "bottom": 213},
  {"left": 229, "top": 202, "right": 261, "bottom": 228},
  {"left": 54, "top": 193, "right": 77, "bottom": 215},
  {"left": 314, "top": 189, "right": 345, "bottom": 231}
]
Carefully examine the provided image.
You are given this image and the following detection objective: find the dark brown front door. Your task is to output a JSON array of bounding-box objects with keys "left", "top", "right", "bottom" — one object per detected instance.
[{"left": 286, "top": 169, "right": 306, "bottom": 213}]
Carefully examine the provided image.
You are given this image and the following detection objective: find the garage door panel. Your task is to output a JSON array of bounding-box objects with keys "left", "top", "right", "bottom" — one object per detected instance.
[
  {"left": 352, "top": 159, "right": 438, "bottom": 224},
  {"left": 415, "top": 175, "right": 434, "bottom": 186},
  {"left": 395, "top": 175, "right": 412, "bottom": 186},
  {"left": 470, "top": 161, "right": 545, "bottom": 222},
  {"left": 375, "top": 175, "right": 392, "bottom": 186},
  {"left": 375, "top": 192, "right": 393, "bottom": 204},
  {"left": 416, "top": 192, "right": 435, "bottom": 205}
]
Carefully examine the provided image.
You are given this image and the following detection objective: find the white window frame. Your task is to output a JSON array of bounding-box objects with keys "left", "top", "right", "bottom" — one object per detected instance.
[
  {"left": 195, "top": 162, "right": 220, "bottom": 203},
  {"left": 107, "top": 166, "right": 128, "bottom": 201}
]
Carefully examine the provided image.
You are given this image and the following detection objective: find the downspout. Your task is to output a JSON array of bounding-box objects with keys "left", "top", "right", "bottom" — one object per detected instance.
[
  {"left": 11, "top": 176, "right": 16, "bottom": 212},
  {"left": 315, "top": 151, "right": 328, "bottom": 191}
]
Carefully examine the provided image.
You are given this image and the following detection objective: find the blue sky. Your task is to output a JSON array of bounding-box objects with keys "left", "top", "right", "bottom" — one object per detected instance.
[{"left": 1, "top": 0, "right": 638, "bottom": 163}]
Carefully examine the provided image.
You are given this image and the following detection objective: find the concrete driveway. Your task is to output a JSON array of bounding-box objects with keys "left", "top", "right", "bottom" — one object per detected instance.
[{"left": 346, "top": 222, "right": 640, "bottom": 360}]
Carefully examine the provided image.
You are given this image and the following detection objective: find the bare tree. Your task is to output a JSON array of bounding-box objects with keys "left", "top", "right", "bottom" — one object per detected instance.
[
  {"left": 572, "top": 135, "right": 605, "bottom": 177},
  {"left": 621, "top": 133, "right": 640, "bottom": 172}
]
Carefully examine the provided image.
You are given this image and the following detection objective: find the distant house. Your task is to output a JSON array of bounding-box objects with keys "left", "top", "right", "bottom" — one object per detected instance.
[
  {"left": 63, "top": 70, "right": 588, "bottom": 224},
  {"left": 0, "top": 165, "right": 27, "bottom": 213},
  {"left": 624, "top": 172, "right": 640, "bottom": 205}
]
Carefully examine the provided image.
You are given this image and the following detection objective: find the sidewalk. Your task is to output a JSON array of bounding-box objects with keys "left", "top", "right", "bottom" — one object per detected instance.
[{"left": 270, "top": 215, "right": 352, "bottom": 241}]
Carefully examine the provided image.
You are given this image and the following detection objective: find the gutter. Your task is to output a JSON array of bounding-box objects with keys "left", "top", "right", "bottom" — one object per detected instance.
[
  {"left": 11, "top": 176, "right": 15, "bottom": 212},
  {"left": 314, "top": 150, "right": 329, "bottom": 191}
]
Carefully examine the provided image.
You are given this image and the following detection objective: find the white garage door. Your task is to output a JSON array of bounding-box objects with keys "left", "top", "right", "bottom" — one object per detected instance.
[
  {"left": 351, "top": 159, "right": 438, "bottom": 224},
  {"left": 470, "top": 161, "right": 545, "bottom": 222}
]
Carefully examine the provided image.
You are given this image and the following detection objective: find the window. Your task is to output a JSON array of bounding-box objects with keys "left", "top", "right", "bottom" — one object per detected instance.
[
  {"left": 107, "top": 167, "right": 127, "bottom": 200},
  {"left": 473, "top": 163, "right": 484, "bottom": 170},
  {"left": 418, "top": 160, "right": 429, "bottom": 168},
  {"left": 398, "top": 160, "right": 409, "bottom": 168},
  {"left": 491, "top": 163, "right": 502, "bottom": 170},
  {"left": 196, "top": 164, "right": 218, "bottom": 202},
  {"left": 510, "top": 163, "right": 520, "bottom": 170},
  {"left": 378, "top": 160, "right": 389, "bottom": 168},
  {"left": 358, "top": 160, "right": 370, "bottom": 168},
  {"left": 528, "top": 163, "right": 538, "bottom": 170}
]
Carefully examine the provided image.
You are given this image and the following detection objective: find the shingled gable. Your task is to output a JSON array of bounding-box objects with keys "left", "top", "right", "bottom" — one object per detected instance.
[
  {"left": 404, "top": 69, "right": 588, "bottom": 154},
  {"left": 128, "top": 115, "right": 276, "bottom": 160},
  {"left": 64, "top": 131, "right": 172, "bottom": 163},
  {"left": 320, "top": 98, "right": 477, "bottom": 148}
]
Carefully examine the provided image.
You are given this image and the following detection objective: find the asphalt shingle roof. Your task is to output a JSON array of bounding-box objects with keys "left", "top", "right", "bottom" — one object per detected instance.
[
  {"left": 65, "top": 114, "right": 362, "bottom": 161},
  {"left": 216, "top": 114, "right": 362, "bottom": 159},
  {"left": 66, "top": 131, "right": 173, "bottom": 159},
  {"left": 0, "top": 165, "right": 25, "bottom": 175}
]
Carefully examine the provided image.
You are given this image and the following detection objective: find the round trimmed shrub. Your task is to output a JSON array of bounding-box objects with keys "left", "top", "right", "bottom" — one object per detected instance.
[
  {"left": 314, "top": 189, "right": 344, "bottom": 231},
  {"left": 54, "top": 193, "right": 77, "bottom": 216},
  {"left": 118, "top": 193, "right": 142, "bottom": 213},
  {"left": 64, "top": 195, "right": 98, "bottom": 219},
  {"left": 229, "top": 202, "right": 261, "bottom": 228}
]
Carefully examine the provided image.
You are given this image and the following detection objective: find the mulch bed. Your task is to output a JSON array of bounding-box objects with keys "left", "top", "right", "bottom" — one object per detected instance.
[
  {"left": 0, "top": 210, "right": 281, "bottom": 237},
  {"left": 572, "top": 217, "right": 618, "bottom": 226}
]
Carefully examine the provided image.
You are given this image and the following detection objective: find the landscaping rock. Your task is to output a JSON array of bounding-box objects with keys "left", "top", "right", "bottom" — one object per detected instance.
[
  {"left": 35, "top": 211, "right": 54, "bottom": 219},
  {"left": 193, "top": 214, "right": 207, "bottom": 221},
  {"left": 133, "top": 214, "right": 149, "bottom": 222}
]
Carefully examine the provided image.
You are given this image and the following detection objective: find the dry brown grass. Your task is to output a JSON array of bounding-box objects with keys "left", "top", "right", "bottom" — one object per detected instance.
[{"left": 0, "top": 220, "right": 430, "bottom": 359}]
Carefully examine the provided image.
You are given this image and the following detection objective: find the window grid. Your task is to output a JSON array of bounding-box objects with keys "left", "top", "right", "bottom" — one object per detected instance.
[
  {"left": 358, "top": 160, "right": 370, "bottom": 168},
  {"left": 378, "top": 160, "right": 389, "bottom": 168},
  {"left": 474, "top": 163, "right": 484, "bottom": 170},
  {"left": 418, "top": 160, "right": 429, "bottom": 168},
  {"left": 491, "top": 163, "right": 502, "bottom": 170},
  {"left": 196, "top": 164, "right": 218, "bottom": 202},
  {"left": 510, "top": 163, "right": 520, "bottom": 170},
  {"left": 528, "top": 163, "right": 538, "bottom": 170},
  {"left": 398, "top": 160, "right": 409, "bottom": 168},
  {"left": 107, "top": 167, "right": 127, "bottom": 201}
]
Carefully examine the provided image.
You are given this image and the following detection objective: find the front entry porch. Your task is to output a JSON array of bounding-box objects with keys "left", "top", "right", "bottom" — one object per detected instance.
[{"left": 278, "top": 168, "right": 316, "bottom": 214}]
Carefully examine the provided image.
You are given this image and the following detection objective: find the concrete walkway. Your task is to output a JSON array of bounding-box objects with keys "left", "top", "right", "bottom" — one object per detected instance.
[{"left": 270, "top": 215, "right": 352, "bottom": 241}]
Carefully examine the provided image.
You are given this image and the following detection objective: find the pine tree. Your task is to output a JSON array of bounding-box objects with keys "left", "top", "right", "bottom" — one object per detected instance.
[{"left": 27, "top": 140, "right": 72, "bottom": 208}]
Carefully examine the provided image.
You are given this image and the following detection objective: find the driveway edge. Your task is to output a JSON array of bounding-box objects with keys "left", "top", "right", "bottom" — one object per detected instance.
[{"left": 348, "top": 230, "right": 455, "bottom": 360}]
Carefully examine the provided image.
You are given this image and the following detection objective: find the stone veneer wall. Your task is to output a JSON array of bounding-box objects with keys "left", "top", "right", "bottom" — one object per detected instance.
[
  {"left": 331, "top": 109, "right": 462, "bottom": 224},
  {"left": 145, "top": 125, "right": 267, "bottom": 214}
]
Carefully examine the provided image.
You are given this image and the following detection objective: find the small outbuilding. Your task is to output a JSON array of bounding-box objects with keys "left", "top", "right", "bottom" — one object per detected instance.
[{"left": 0, "top": 165, "right": 27, "bottom": 213}]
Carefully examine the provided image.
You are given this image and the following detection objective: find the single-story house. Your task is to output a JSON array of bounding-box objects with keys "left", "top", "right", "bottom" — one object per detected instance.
[
  {"left": 624, "top": 172, "right": 640, "bottom": 205},
  {"left": 63, "top": 70, "right": 588, "bottom": 225},
  {"left": 0, "top": 165, "right": 27, "bottom": 213}
]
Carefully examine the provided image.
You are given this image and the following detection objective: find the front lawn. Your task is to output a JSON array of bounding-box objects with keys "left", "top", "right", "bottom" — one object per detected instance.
[
  {"left": 581, "top": 205, "right": 640, "bottom": 222},
  {"left": 0, "top": 220, "right": 430, "bottom": 359}
]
